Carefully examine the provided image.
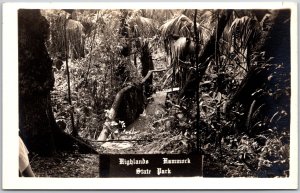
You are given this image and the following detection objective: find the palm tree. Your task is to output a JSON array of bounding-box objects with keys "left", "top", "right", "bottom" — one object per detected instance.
[
  {"left": 159, "top": 10, "right": 233, "bottom": 97},
  {"left": 159, "top": 14, "right": 196, "bottom": 89}
]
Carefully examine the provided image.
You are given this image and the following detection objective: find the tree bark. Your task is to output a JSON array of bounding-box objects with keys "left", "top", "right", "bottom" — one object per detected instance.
[
  {"left": 97, "top": 84, "right": 145, "bottom": 141},
  {"left": 19, "top": 9, "right": 57, "bottom": 154},
  {"left": 18, "top": 9, "right": 97, "bottom": 155},
  {"left": 141, "top": 41, "right": 154, "bottom": 97}
]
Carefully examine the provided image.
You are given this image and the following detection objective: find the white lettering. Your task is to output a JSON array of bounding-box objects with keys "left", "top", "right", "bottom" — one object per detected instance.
[
  {"left": 157, "top": 168, "right": 171, "bottom": 175},
  {"left": 136, "top": 168, "right": 151, "bottom": 175},
  {"left": 162, "top": 158, "right": 191, "bottom": 164},
  {"left": 118, "top": 158, "right": 149, "bottom": 166}
]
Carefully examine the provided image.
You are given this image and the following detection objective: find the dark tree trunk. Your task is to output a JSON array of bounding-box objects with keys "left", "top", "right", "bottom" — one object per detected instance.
[
  {"left": 19, "top": 9, "right": 57, "bottom": 154},
  {"left": 260, "top": 10, "right": 290, "bottom": 68},
  {"left": 119, "top": 10, "right": 131, "bottom": 57},
  {"left": 19, "top": 94, "right": 58, "bottom": 154},
  {"left": 141, "top": 41, "right": 154, "bottom": 97},
  {"left": 18, "top": 9, "right": 97, "bottom": 155}
]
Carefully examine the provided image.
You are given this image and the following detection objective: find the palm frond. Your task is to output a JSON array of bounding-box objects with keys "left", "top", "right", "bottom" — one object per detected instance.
[
  {"left": 181, "top": 10, "right": 216, "bottom": 45},
  {"left": 230, "top": 16, "right": 261, "bottom": 50},
  {"left": 197, "top": 10, "right": 217, "bottom": 44},
  {"left": 171, "top": 37, "right": 188, "bottom": 62},
  {"left": 181, "top": 9, "right": 213, "bottom": 23},
  {"left": 159, "top": 14, "right": 193, "bottom": 38}
]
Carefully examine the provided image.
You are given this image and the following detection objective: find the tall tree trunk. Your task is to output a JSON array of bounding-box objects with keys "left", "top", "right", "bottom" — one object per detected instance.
[
  {"left": 19, "top": 9, "right": 57, "bottom": 155},
  {"left": 64, "top": 18, "right": 77, "bottom": 137},
  {"left": 18, "top": 9, "right": 97, "bottom": 155},
  {"left": 141, "top": 41, "right": 154, "bottom": 98}
]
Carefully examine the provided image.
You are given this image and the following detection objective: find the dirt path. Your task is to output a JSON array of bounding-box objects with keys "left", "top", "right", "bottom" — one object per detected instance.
[
  {"left": 126, "top": 91, "right": 168, "bottom": 132},
  {"left": 93, "top": 90, "right": 171, "bottom": 153}
]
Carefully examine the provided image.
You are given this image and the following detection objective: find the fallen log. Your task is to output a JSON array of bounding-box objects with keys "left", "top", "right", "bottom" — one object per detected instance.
[{"left": 98, "top": 68, "right": 167, "bottom": 141}]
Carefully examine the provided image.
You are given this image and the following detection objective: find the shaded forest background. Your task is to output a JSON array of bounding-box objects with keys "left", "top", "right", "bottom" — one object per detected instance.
[{"left": 18, "top": 9, "right": 290, "bottom": 177}]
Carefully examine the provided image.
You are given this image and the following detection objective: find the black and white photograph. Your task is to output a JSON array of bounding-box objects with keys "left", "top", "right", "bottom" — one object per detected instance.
[{"left": 2, "top": 2, "right": 298, "bottom": 190}]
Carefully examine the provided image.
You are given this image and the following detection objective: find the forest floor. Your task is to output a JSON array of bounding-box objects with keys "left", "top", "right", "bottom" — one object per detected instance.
[{"left": 31, "top": 153, "right": 99, "bottom": 178}]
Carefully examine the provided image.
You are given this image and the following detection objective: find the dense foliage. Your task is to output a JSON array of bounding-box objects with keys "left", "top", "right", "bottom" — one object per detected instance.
[{"left": 31, "top": 9, "right": 291, "bottom": 177}]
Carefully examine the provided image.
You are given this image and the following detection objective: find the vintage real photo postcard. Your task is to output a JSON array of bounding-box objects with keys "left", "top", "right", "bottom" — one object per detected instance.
[{"left": 2, "top": 1, "right": 298, "bottom": 189}]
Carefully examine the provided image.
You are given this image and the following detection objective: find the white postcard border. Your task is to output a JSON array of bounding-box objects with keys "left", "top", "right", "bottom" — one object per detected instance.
[{"left": 2, "top": 2, "right": 298, "bottom": 189}]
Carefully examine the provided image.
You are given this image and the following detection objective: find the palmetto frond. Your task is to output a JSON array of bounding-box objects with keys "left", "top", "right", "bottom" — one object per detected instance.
[
  {"left": 230, "top": 16, "right": 261, "bottom": 50},
  {"left": 197, "top": 10, "right": 216, "bottom": 44},
  {"left": 171, "top": 37, "right": 191, "bottom": 62},
  {"left": 160, "top": 14, "right": 193, "bottom": 38}
]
